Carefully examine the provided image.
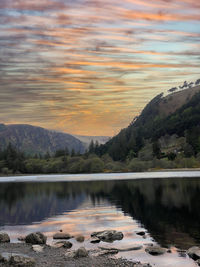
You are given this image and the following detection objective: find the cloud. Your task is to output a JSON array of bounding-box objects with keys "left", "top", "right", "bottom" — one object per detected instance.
[{"left": 0, "top": 0, "right": 199, "bottom": 135}]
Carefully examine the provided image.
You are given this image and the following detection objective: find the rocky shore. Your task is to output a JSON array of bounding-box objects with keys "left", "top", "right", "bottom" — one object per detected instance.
[{"left": 0, "top": 231, "right": 199, "bottom": 267}]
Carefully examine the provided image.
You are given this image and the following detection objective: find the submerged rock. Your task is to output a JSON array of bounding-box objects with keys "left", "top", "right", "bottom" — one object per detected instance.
[
  {"left": 52, "top": 241, "right": 72, "bottom": 249},
  {"left": 99, "top": 244, "right": 143, "bottom": 252},
  {"left": 136, "top": 231, "right": 146, "bottom": 236},
  {"left": 53, "top": 232, "right": 72, "bottom": 240},
  {"left": 145, "top": 246, "right": 166, "bottom": 256},
  {"left": 91, "top": 230, "right": 123, "bottom": 242},
  {"left": 90, "top": 237, "right": 101, "bottom": 244},
  {"left": 92, "top": 249, "right": 118, "bottom": 257},
  {"left": 75, "top": 235, "right": 85, "bottom": 242},
  {"left": 25, "top": 232, "right": 47, "bottom": 245},
  {"left": 187, "top": 246, "right": 200, "bottom": 260},
  {"left": 0, "top": 232, "right": 10, "bottom": 243}
]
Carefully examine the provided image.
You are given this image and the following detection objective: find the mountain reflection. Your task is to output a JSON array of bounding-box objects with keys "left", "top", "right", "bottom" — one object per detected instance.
[{"left": 0, "top": 178, "right": 200, "bottom": 249}]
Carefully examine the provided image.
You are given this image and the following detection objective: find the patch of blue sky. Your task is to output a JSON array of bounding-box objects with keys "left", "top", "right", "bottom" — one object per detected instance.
[{"left": 156, "top": 21, "right": 200, "bottom": 34}]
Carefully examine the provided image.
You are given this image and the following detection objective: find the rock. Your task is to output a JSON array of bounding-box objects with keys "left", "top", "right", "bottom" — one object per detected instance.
[
  {"left": 187, "top": 246, "right": 200, "bottom": 260},
  {"left": 51, "top": 243, "right": 64, "bottom": 249},
  {"left": 52, "top": 241, "right": 72, "bottom": 249},
  {"left": 18, "top": 236, "right": 26, "bottom": 242},
  {"left": 0, "top": 252, "right": 10, "bottom": 262},
  {"left": 0, "top": 253, "right": 8, "bottom": 263},
  {"left": 90, "top": 237, "right": 100, "bottom": 244},
  {"left": 25, "top": 232, "right": 47, "bottom": 245},
  {"left": 65, "top": 247, "right": 88, "bottom": 258},
  {"left": 136, "top": 231, "right": 146, "bottom": 236},
  {"left": 92, "top": 249, "right": 118, "bottom": 257},
  {"left": 145, "top": 246, "right": 166, "bottom": 256},
  {"left": 196, "top": 259, "right": 200, "bottom": 266},
  {"left": 91, "top": 230, "right": 123, "bottom": 242},
  {"left": 65, "top": 251, "right": 76, "bottom": 258},
  {"left": 9, "top": 253, "right": 35, "bottom": 267},
  {"left": 0, "top": 232, "right": 10, "bottom": 243},
  {"left": 99, "top": 244, "right": 142, "bottom": 252},
  {"left": 74, "top": 247, "right": 88, "bottom": 258},
  {"left": 75, "top": 235, "right": 85, "bottom": 242},
  {"left": 63, "top": 241, "right": 73, "bottom": 249},
  {"left": 135, "top": 264, "right": 152, "bottom": 267},
  {"left": 32, "top": 245, "right": 44, "bottom": 253},
  {"left": 53, "top": 232, "right": 71, "bottom": 240}
]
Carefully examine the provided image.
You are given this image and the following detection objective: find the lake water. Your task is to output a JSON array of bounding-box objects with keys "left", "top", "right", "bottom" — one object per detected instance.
[{"left": 0, "top": 172, "right": 200, "bottom": 266}]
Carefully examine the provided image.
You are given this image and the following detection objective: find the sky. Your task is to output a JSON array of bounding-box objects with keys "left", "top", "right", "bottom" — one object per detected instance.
[{"left": 0, "top": 0, "right": 200, "bottom": 136}]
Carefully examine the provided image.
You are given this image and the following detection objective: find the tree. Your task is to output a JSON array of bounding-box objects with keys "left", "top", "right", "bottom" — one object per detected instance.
[
  {"left": 71, "top": 148, "right": 75, "bottom": 157},
  {"left": 153, "top": 141, "right": 161, "bottom": 159},
  {"left": 89, "top": 140, "right": 95, "bottom": 153}
]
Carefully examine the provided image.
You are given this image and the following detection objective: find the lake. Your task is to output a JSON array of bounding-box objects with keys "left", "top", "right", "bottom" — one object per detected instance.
[{"left": 0, "top": 172, "right": 200, "bottom": 266}]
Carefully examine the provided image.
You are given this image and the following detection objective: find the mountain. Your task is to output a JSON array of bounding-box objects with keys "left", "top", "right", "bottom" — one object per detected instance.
[
  {"left": 0, "top": 124, "right": 85, "bottom": 155},
  {"left": 98, "top": 84, "right": 200, "bottom": 161},
  {"left": 73, "top": 135, "right": 110, "bottom": 149}
]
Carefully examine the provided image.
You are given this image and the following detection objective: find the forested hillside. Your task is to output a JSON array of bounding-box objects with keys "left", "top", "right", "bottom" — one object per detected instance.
[
  {"left": 0, "top": 124, "right": 85, "bottom": 155},
  {"left": 98, "top": 84, "right": 200, "bottom": 161}
]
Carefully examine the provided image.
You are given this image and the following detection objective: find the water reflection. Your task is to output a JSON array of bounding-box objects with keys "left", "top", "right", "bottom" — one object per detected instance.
[{"left": 0, "top": 178, "right": 200, "bottom": 250}]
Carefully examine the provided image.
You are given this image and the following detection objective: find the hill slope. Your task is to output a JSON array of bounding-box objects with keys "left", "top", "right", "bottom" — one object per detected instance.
[
  {"left": 0, "top": 124, "right": 85, "bottom": 155},
  {"left": 99, "top": 85, "right": 200, "bottom": 160}
]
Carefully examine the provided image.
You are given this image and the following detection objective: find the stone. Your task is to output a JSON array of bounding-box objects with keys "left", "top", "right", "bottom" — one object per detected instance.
[
  {"left": 134, "top": 264, "right": 152, "bottom": 267},
  {"left": 0, "top": 232, "right": 10, "bottom": 243},
  {"left": 53, "top": 232, "right": 71, "bottom": 240},
  {"left": 9, "top": 253, "right": 35, "bottom": 267},
  {"left": 74, "top": 247, "right": 88, "bottom": 258},
  {"left": 65, "top": 251, "right": 76, "bottom": 258},
  {"left": 52, "top": 241, "right": 72, "bottom": 249},
  {"left": 0, "top": 253, "right": 8, "bottom": 263},
  {"left": 51, "top": 243, "right": 64, "bottom": 249},
  {"left": 0, "top": 252, "right": 10, "bottom": 262},
  {"left": 25, "top": 232, "right": 47, "bottom": 245},
  {"left": 18, "top": 236, "right": 26, "bottom": 242},
  {"left": 32, "top": 245, "right": 44, "bottom": 253},
  {"left": 75, "top": 235, "right": 85, "bottom": 242},
  {"left": 90, "top": 237, "right": 100, "bottom": 244},
  {"left": 187, "top": 246, "right": 200, "bottom": 260},
  {"left": 91, "top": 230, "right": 123, "bottom": 242},
  {"left": 145, "top": 246, "right": 166, "bottom": 256},
  {"left": 196, "top": 259, "right": 200, "bottom": 266},
  {"left": 136, "top": 231, "right": 146, "bottom": 236},
  {"left": 92, "top": 249, "right": 118, "bottom": 257},
  {"left": 99, "top": 244, "right": 142, "bottom": 252},
  {"left": 63, "top": 241, "right": 73, "bottom": 249}
]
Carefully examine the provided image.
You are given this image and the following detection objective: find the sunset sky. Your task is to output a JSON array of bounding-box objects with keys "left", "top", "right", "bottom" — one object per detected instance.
[{"left": 0, "top": 0, "right": 200, "bottom": 136}]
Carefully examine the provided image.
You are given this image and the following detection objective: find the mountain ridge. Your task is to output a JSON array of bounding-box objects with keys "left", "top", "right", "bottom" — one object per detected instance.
[{"left": 0, "top": 123, "right": 85, "bottom": 155}]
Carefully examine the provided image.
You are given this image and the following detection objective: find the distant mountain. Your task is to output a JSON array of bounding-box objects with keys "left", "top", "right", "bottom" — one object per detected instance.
[
  {"left": 0, "top": 124, "right": 85, "bottom": 155},
  {"left": 73, "top": 135, "right": 110, "bottom": 149},
  {"left": 98, "top": 84, "right": 200, "bottom": 160}
]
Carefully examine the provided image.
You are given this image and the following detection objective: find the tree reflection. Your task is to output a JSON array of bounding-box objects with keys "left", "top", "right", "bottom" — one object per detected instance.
[{"left": 0, "top": 178, "right": 200, "bottom": 248}]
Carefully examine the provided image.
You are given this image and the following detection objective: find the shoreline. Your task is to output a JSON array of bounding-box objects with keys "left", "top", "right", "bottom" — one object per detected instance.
[
  {"left": 0, "top": 169, "right": 200, "bottom": 183},
  {"left": 0, "top": 243, "right": 147, "bottom": 267}
]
